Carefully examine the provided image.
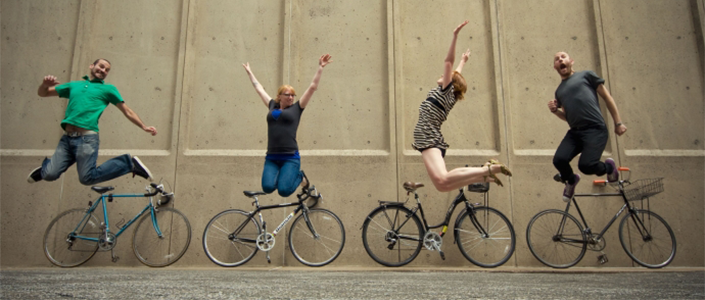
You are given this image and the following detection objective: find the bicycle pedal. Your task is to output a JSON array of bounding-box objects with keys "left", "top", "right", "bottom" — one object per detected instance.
[
  {"left": 439, "top": 251, "right": 446, "bottom": 260},
  {"left": 111, "top": 256, "right": 119, "bottom": 263},
  {"left": 598, "top": 254, "right": 608, "bottom": 264}
]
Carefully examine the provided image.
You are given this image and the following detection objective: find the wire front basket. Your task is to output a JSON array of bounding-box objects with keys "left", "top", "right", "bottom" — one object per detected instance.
[{"left": 624, "top": 178, "right": 664, "bottom": 201}]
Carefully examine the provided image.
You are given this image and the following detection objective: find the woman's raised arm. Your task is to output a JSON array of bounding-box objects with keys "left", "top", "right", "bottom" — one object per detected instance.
[
  {"left": 299, "top": 54, "right": 332, "bottom": 109},
  {"left": 243, "top": 62, "right": 272, "bottom": 107}
]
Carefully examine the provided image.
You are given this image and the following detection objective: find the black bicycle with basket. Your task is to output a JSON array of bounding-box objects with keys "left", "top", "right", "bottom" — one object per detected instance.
[{"left": 526, "top": 166, "right": 676, "bottom": 268}]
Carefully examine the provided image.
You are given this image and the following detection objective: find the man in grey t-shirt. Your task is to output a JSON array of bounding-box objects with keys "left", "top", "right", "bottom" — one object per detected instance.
[{"left": 548, "top": 52, "right": 628, "bottom": 201}]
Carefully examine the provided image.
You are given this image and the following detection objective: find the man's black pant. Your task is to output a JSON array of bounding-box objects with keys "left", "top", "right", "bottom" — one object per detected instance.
[{"left": 553, "top": 125, "right": 611, "bottom": 184}]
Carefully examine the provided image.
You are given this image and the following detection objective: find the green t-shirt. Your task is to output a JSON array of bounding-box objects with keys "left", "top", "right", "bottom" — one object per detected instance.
[{"left": 54, "top": 75, "right": 124, "bottom": 132}]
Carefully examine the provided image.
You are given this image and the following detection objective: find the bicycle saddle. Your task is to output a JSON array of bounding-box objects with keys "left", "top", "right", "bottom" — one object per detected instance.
[
  {"left": 243, "top": 191, "right": 268, "bottom": 198},
  {"left": 402, "top": 182, "right": 424, "bottom": 192},
  {"left": 91, "top": 186, "right": 114, "bottom": 194}
]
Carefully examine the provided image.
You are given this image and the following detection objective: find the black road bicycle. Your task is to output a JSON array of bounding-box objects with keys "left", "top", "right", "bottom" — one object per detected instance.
[
  {"left": 526, "top": 166, "right": 676, "bottom": 268},
  {"left": 202, "top": 171, "right": 345, "bottom": 267},
  {"left": 361, "top": 181, "right": 516, "bottom": 267}
]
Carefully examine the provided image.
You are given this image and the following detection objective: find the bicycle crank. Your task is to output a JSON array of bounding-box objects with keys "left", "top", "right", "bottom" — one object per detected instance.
[
  {"left": 587, "top": 234, "right": 606, "bottom": 252},
  {"left": 98, "top": 232, "right": 117, "bottom": 251},
  {"left": 256, "top": 232, "right": 276, "bottom": 251},
  {"left": 423, "top": 231, "right": 442, "bottom": 251}
]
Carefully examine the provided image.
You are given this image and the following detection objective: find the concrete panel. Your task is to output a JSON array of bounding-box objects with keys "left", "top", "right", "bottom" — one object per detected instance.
[
  {"left": 182, "top": 0, "right": 285, "bottom": 151},
  {"left": 289, "top": 0, "right": 390, "bottom": 151},
  {"left": 1, "top": 0, "right": 80, "bottom": 149},
  {"left": 601, "top": 0, "right": 704, "bottom": 152},
  {"left": 397, "top": 0, "right": 498, "bottom": 155},
  {"left": 499, "top": 0, "right": 605, "bottom": 153},
  {"left": 600, "top": 0, "right": 705, "bottom": 267},
  {"left": 72, "top": 0, "right": 182, "bottom": 151}
]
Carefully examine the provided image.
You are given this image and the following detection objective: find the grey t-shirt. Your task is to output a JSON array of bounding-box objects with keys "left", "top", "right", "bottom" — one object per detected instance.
[
  {"left": 267, "top": 100, "right": 304, "bottom": 155},
  {"left": 555, "top": 70, "right": 606, "bottom": 129}
]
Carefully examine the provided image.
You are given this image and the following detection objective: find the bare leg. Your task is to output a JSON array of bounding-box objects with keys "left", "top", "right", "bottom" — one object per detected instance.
[{"left": 421, "top": 148, "right": 506, "bottom": 192}]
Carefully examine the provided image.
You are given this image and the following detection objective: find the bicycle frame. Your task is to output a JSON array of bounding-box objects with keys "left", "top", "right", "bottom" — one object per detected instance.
[
  {"left": 558, "top": 181, "right": 641, "bottom": 244},
  {"left": 230, "top": 195, "right": 314, "bottom": 245},
  {"left": 403, "top": 188, "right": 488, "bottom": 241},
  {"left": 69, "top": 190, "right": 164, "bottom": 243}
]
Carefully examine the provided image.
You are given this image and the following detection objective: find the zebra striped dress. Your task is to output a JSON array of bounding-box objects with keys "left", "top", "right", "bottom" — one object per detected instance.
[{"left": 412, "top": 83, "right": 457, "bottom": 152}]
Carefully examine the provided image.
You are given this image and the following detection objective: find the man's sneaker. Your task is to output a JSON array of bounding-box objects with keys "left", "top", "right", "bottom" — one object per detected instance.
[
  {"left": 562, "top": 174, "right": 581, "bottom": 202},
  {"left": 132, "top": 156, "right": 153, "bottom": 181},
  {"left": 27, "top": 166, "right": 43, "bottom": 183},
  {"left": 605, "top": 158, "right": 619, "bottom": 182}
]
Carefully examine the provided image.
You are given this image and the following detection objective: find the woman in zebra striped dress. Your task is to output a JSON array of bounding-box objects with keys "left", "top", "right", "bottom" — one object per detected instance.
[{"left": 412, "top": 21, "right": 512, "bottom": 192}]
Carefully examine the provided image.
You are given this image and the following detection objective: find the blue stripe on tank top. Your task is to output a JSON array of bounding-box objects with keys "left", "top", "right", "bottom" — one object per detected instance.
[{"left": 271, "top": 109, "right": 282, "bottom": 120}]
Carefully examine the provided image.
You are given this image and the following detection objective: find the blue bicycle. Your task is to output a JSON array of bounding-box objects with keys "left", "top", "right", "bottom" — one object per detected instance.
[{"left": 43, "top": 182, "right": 191, "bottom": 267}]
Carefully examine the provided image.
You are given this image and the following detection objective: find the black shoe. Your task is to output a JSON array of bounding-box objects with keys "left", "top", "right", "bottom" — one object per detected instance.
[
  {"left": 132, "top": 156, "right": 153, "bottom": 181},
  {"left": 27, "top": 166, "right": 43, "bottom": 183}
]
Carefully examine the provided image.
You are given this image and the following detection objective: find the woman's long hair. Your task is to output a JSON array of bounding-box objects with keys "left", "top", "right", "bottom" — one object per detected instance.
[{"left": 452, "top": 71, "right": 467, "bottom": 101}]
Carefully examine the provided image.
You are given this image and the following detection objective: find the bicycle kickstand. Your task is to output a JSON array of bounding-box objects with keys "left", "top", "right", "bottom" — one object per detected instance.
[{"left": 110, "top": 248, "right": 120, "bottom": 263}]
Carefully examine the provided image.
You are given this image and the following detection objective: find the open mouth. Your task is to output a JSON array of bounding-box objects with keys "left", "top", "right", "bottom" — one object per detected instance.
[{"left": 559, "top": 63, "right": 567, "bottom": 71}]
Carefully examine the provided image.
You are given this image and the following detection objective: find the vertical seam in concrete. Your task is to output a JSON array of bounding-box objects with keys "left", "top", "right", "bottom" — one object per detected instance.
[
  {"left": 695, "top": 0, "right": 705, "bottom": 103},
  {"left": 287, "top": 0, "right": 292, "bottom": 84},
  {"left": 389, "top": 0, "right": 399, "bottom": 200},
  {"left": 282, "top": 0, "right": 293, "bottom": 266},
  {"left": 171, "top": 0, "right": 192, "bottom": 211},
  {"left": 490, "top": 0, "right": 515, "bottom": 266},
  {"left": 69, "top": 0, "right": 87, "bottom": 82},
  {"left": 593, "top": 0, "right": 621, "bottom": 165}
]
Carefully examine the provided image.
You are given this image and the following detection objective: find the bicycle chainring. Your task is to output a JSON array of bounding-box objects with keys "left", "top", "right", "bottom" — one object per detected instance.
[
  {"left": 587, "top": 234, "right": 606, "bottom": 252},
  {"left": 98, "top": 232, "right": 117, "bottom": 251},
  {"left": 423, "top": 231, "right": 442, "bottom": 251},
  {"left": 256, "top": 232, "right": 276, "bottom": 251}
]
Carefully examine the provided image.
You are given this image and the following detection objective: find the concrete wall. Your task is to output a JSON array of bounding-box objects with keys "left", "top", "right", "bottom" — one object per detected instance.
[{"left": 1, "top": 0, "right": 703, "bottom": 268}]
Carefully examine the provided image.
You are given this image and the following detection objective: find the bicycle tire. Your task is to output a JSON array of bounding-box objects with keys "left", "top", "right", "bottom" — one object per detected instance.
[
  {"left": 288, "top": 208, "right": 346, "bottom": 267},
  {"left": 132, "top": 207, "right": 191, "bottom": 267},
  {"left": 526, "top": 209, "right": 587, "bottom": 268},
  {"left": 202, "top": 209, "right": 261, "bottom": 267},
  {"left": 619, "top": 209, "right": 676, "bottom": 268},
  {"left": 43, "top": 208, "right": 101, "bottom": 267},
  {"left": 361, "top": 205, "right": 423, "bottom": 267},
  {"left": 455, "top": 207, "right": 515, "bottom": 268}
]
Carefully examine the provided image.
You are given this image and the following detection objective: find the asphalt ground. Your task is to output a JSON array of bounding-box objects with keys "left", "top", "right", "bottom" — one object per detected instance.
[{"left": 1, "top": 267, "right": 703, "bottom": 299}]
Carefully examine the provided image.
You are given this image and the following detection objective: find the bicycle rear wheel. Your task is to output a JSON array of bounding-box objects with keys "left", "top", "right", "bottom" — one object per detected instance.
[
  {"left": 202, "top": 209, "right": 261, "bottom": 267},
  {"left": 289, "top": 208, "right": 346, "bottom": 267},
  {"left": 133, "top": 207, "right": 191, "bottom": 267},
  {"left": 43, "top": 208, "right": 100, "bottom": 267},
  {"left": 619, "top": 209, "right": 676, "bottom": 268},
  {"left": 526, "top": 209, "right": 587, "bottom": 268},
  {"left": 455, "top": 207, "right": 515, "bottom": 268},
  {"left": 361, "top": 205, "right": 423, "bottom": 267}
]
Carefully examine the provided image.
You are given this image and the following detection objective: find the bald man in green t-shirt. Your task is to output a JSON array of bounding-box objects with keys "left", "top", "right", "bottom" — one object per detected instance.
[{"left": 28, "top": 58, "right": 157, "bottom": 185}]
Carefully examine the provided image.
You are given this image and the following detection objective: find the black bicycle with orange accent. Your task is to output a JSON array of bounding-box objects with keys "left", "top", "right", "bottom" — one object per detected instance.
[
  {"left": 526, "top": 166, "right": 676, "bottom": 268},
  {"left": 361, "top": 180, "right": 515, "bottom": 267}
]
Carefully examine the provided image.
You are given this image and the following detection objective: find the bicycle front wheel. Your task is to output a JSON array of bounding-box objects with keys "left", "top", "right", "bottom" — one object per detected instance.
[
  {"left": 132, "top": 207, "right": 191, "bottom": 267},
  {"left": 455, "top": 207, "right": 515, "bottom": 268},
  {"left": 203, "top": 209, "right": 261, "bottom": 267},
  {"left": 526, "top": 209, "right": 587, "bottom": 268},
  {"left": 361, "top": 205, "right": 423, "bottom": 267},
  {"left": 43, "top": 208, "right": 100, "bottom": 267},
  {"left": 619, "top": 209, "right": 676, "bottom": 268},
  {"left": 289, "top": 208, "right": 346, "bottom": 267}
]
